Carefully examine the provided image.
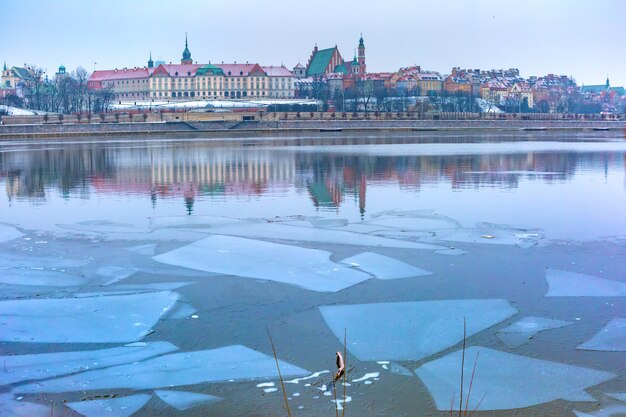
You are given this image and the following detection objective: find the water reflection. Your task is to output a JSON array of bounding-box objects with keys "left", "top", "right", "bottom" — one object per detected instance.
[{"left": 1, "top": 140, "right": 623, "bottom": 215}]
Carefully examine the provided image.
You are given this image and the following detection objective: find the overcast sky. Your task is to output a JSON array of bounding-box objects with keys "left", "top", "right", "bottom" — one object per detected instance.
[{"left": 2, "top": 0, "right": 625, "bottom": 86}]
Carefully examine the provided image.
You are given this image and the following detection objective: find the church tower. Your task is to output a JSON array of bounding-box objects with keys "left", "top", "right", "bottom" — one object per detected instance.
[
  {"left": 358, "top": 34, "right": 366, "bottom": 74},
  {"left": 148, "top": 52, "right": 154, "bottom": 68},
  {"left": 181, "top": 34, "right": 192, "bottom": 65}
]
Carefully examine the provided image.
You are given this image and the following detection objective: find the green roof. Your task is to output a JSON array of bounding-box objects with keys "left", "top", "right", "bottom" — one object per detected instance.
[
  {"left": 610, "top": 86, "right": 626, "bottom": 95},
  {"left": 581, "top": 85, "right": 608, "bottom": 93},
  {"left": 334, "top": 63, "right": 348, "bottom": 75},
  {"left": 306, "top": 47, "right": 336, "bottom": 77},
  {"left": 196, "top": 64, "right": 224, "bottom": 76},
  {"left": 11, "top": 67, "right": 33, "bottom": 80}
]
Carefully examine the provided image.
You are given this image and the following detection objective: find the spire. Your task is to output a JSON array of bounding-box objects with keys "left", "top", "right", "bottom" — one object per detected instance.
[
  {"left": 2, "top": 61, "right": 6, "bottom": 71},
  {"left": 181, "top": 33, "right": 192, "bottom": 64},
  {"left": 148, "top": 51, "right": 154, "bottom": 68},
  {"left": 359, "top": 33, "right": 364, "bottom": 47},
  {"left": 606, "top": 75, "right": 610, "bottom": 88}
]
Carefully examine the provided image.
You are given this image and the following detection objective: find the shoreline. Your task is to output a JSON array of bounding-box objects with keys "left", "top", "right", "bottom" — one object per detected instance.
[{"left": 0, "top": 119, "right": 624, "bottom": 139}]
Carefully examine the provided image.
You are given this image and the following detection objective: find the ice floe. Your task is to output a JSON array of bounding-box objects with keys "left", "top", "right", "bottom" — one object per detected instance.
[
  {"left": 437, "top": 222, "right": 543, "bottom": 247},
  {"left": 367, "top": 215, "right": 460, "bottom": 231},
  {"left": 0, "top": 291, "right": 178, "bottom": 343},
  {"left": 309, "top": 219, "right": 349, "bottom": 228},
  {"left": 389, "top": 362, "right": 413, "bottom": 377},
  {"left": 155, "top": 390, "right": 221, "bottom": 410},
  {"left": 217, "top": 222, "right": 445, "bottom": 250},
  {"left": 16, "top": 345, "right": 309, "bottom": 393},
  {"left": 545, "top": 269, "right": 626, "bottom": 297},
  {"left": 167, "top": 302, "right": 198, "bottom": 320},
  {"left": 497, "top": 316, "right": 573, "bottom": 348},
  {"left": 125, "top": 244, "right": 158, "bottom": 256},
  {"left": 434, "top": 248, "right": 468, "bottom": 256},
  {"left": 341, "top": 252, "right": 433, "bottom": 280},
  {"left": 154, "top": 235, "right": 371, "bottom": 292},
  {"left": 574, "top": 404, "right": 626, "bottom": 417},
  {"left": 0, "top": 342, "right": 177, "bottom": 386},
  {"left": 606, "top": 393, "right": 626, "bottom": 402},
  {"left": 67, "top": 394, "right": 151, "bottom": 417},
  {"left": 285, "top": 370, "right": 330, "bottom": 384},
  {"left": 0, "top": 224, "right": 24, "bottom": 244},
  {"left": 0, "top": 254, "right": 88, "bottom": 268},
  {"left": 0, "top": 269, "right": 86, "bottom": 286},
  {"left": 95, "top": 265, "right": 138, "bottom": 286},
  {"left": 331, "top": 396, "right": 352, "bottom": 410},
  {"left": 352, "top": 372, "right": 379, "bottom": 383},
  {"left": 415, "top": 346, "right": 615, "bottom": 411},
  {"left": 320, "top": 299, "right": 517, "bottom": 361},
  {"left": 578, "top": 319, "right": 626, "bottom": 352},
  {"left": 0, "top": 394, "right": 49, "bottom": 417}
]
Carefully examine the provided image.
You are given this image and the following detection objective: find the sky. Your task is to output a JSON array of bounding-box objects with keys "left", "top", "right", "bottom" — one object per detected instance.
[{"left": 2, "top": 0, "right": 625, "bottom": 87}]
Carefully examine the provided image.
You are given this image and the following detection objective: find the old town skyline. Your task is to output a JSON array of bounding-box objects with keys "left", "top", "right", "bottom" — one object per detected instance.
[{"left": 2, "top": 0, "right": 625, "bottom": 88}]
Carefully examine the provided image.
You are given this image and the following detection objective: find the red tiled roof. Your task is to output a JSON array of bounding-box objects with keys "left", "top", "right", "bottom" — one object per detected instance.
[
  {"left": 217, "top": 63, "right": 265, "bottom": 77},
  {"left": 89, "top": 67, "right": 149, "bottom": 81},
  {"left": 262, "top": 65, "right": 293, "bottom": 77},
  {"left": 149, "top": 64, "right": 201, "bottom": 78}
]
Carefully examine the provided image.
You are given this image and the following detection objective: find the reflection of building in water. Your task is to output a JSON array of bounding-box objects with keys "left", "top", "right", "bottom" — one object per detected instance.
[{"left": 2, "top": 143, "right": 619, "bottom": 214}]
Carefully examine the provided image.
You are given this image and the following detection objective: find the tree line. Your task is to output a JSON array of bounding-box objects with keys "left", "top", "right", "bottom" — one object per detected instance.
[{"left": 2, "top": 66, "right": 114, "bottom": 114}]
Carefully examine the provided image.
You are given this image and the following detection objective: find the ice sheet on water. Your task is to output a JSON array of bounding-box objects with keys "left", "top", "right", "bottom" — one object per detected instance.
[
  {"left": 434, "top": 248, "right": 468, "bottom": 256},
  {"left": 58, "top": 220, "right": 148, "bottom": 234},
  {"left": 125, "top": 244, "right": 158, "bottom": 256},
  {"left": 154, "top": 390, "right": 221, "bottom": 410},
  {"left": 0, "top": 224, "right": 24, "bottom": 244},
  {"left": 67, "top": 394, "right": 151, "bottom": 417},
  {"left": 389, "top": 363, "right": 413, "bottom": 377},
  {"left": 189, "top": 219, "right": 445, "bottom": 250},
  {"left": 0, "top": 394, "right": 49, "bottom": 417},
  {"left": 0, "top": 291, "right": 178, "bottom": 343},
  {"left": 497, "top": 316, "right": 573, "bottom": 348},
  {"left": 341, "top": 252, "right": 433, "bottom": 280},
  {"left": 148, "top": 215, "right": 244, "bottom": 229},
  {"left": 154, "top": 235, "right": 371, "bottom": 292},
  {"left": 352, "top": 372, "right": 379, "bottom": 383},
  {"left": 96, "top": 266, "right": 138, "bottom": 286},
  {"left": 438, "top": 222, "right": 543, "bottom": 247},
  {"left": 369, "top": 209, "right": 436, "bottom": 218},
  {"left": 0, "top": 254, "right": 88, "bottom": 268},
  {"left": 0, "top": 269, "right": 86, "bottom": 286},
  {"left": 309, "top": 219, "right": 349, "bottom": 228},
  {"left": 0, "top": 342, "right": 177, "bottom": 385},
  {"left": 578, "top": 319, "right": 626, "bottom": 352},
  {"left": 575, "top": 403, "right": 626, "bottom": 417},
  {"left": 367, "top": 215, "right": 460, "bottom": 231},
  {"left": 606, "top": 393, "right": 626, "bottom": 402},
  {"left": 16, "top": 345, "right": 309, "bottom": 393},
  {"left": 167, "top": 302, "right": 198, "bottom": 320},
  {"left": 415, "top": 346, "right": 615, "bottom": 411},
  {"left": 337, "top": 224, "right": 392, "bottom": 234},
  {"left": 319, "top": 299, "right": 517, "bottom": 361},
  {"left": 545, "top": 269, "right": 626, "bottom": 297}
]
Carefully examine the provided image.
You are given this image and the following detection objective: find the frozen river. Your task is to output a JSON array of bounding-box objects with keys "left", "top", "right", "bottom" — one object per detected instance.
[{"left": 0, "top": 131, "right": 625, "bottom": 417}]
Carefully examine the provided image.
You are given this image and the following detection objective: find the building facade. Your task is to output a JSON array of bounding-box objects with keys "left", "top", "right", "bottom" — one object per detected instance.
[{"left": 89, "top": 37, "right": 295, "bottom": 101}]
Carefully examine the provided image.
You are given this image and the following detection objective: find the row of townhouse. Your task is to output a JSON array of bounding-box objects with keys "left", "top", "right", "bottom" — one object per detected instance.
[{"left": 87, "top": 37, "right": 295, "bottom": 102}]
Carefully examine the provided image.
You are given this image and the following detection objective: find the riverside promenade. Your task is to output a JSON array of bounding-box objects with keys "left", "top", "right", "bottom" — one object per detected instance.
[{"left": 0, "top": 113, "right": 624, "bottom": 139}]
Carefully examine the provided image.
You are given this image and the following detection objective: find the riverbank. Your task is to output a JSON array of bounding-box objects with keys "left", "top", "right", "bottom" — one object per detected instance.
[{"left": 0, "top": 119, "right": 624, "bottom": 139}]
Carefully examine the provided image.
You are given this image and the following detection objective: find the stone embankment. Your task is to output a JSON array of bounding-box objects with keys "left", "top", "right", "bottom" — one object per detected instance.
[{"left": 0, "top": 119, "right": 624, "bottom": 139}]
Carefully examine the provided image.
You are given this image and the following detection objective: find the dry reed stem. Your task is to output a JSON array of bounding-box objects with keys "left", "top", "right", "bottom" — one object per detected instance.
[
  {"left": 267, "top": 328, "right": 292, "bottom": 417},
  {"left": 342, "top": 328, "right": 347, "bottom": 417},
  {"left": 458, "top": 318, "right": 466, "bottom": 417}
]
